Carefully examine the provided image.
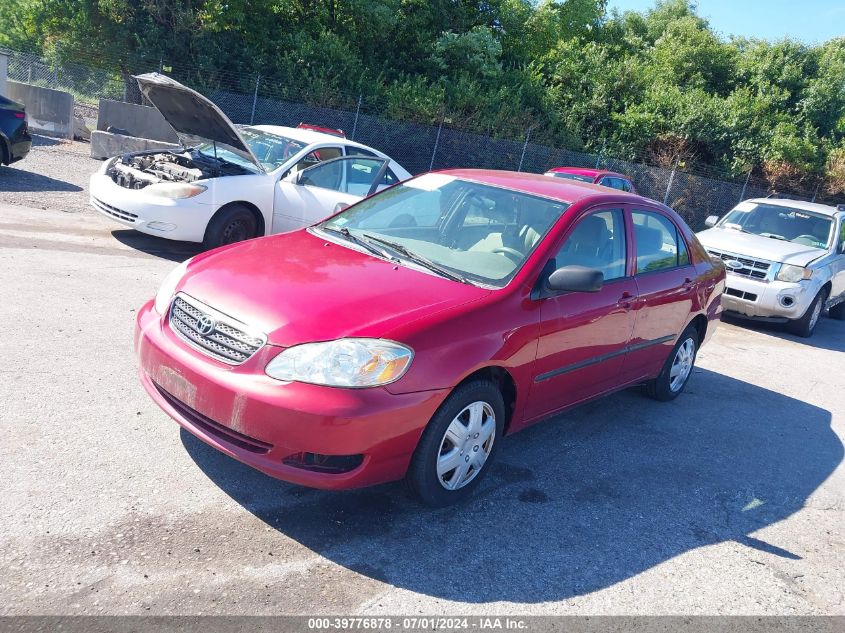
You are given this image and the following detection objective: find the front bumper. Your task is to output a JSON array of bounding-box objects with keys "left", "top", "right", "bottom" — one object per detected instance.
[
  {"left": 135, "top": 299, "right": 449, "bottom": 489},
  {"left": 720, "top": 273, "right": 814, "bottom": 322},
  {"left": 90, "top": 171, "right": 215, "bottom": 243}
]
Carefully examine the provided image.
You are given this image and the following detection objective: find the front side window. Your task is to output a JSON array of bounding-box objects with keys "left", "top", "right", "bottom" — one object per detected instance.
[
  {"left": 320, "top": 174, "right": 569, "bottom": 286},
  {"left": 554, "top": 209, "right": 627, "bottom": 281},
  {"left": 633, "top": 210, "right": 689, "bottom": 273},
  {"left": 289, "top": 146, "right": 343, "bottom": 177},
  {"left": 720, "top": 202, "right": 834, "bottom": 250},
  {"left": 298, "top": 157, "right": 387, "bottom": 195}
]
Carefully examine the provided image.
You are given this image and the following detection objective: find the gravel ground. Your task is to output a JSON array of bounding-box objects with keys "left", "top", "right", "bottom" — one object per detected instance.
[
  {"left": 0, "top": 135, "right": 102, "bottom": 214},
  {"left": 0, "top": 198, "right": 843, "bottom": 616}
]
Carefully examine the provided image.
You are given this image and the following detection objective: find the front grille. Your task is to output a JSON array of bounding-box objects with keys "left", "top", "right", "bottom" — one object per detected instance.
[
  {"left": 725, "top": 287, "right": 758, "bottom": 302},
  {"left": 152, "top": 381, "right": 273, "bottom": 454},
  {"left": 92, "top": 197, "right": 138, "bottom": 223},
  {"left": 169, "top": 294, "right": 265, "bottom": 365},
  {"left": 707, "top": 249, "right": 771, "bottom": 280}
]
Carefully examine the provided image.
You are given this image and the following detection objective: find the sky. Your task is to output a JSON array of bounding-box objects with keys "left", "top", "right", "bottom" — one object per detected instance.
[{"left": 606, "top": 0, "right": 845, "bottom": 44}]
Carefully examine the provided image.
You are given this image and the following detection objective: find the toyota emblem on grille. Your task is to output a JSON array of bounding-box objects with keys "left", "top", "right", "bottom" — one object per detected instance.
[
  {"left": 724, "top": 259, "right": 744, "bottom": 270},
  {"left": 196, "top": 314, "right": 216, "bottom": 336}
]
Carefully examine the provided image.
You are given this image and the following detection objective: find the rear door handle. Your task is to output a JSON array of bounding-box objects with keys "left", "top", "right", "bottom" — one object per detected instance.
[
  {"left": 682, "top": 277, "right": 695, "bottom": 291},
  {"left": 617, "top": 291, "right": 635, "bottom": 310}
]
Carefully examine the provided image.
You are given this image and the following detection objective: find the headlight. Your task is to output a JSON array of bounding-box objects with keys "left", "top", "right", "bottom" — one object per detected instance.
[
  {"left": 265, "top": 339, "right": 414, "bottom": 387},
  {"left": 145, "top": 183, "right": 207, "bottom": 199},
  {"left": 154, "top": 258, "right": 191, "bottom": 313},
  {"left": 776, "top": 264, "right": 812, "bottom": 283}
]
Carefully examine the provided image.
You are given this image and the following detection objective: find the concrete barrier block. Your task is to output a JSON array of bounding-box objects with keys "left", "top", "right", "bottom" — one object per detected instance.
[
  {"left": 0, "top": 51, "right": 8, "bottom": 97},
  {"left": 7, "top": 81, "right": 74, "bottom": 139},
  {"left": 96, "top": 99, "right": 179, "bottom": 143},
  {"left": 90, "top": 130, "right": 180, "bottom": 159}
]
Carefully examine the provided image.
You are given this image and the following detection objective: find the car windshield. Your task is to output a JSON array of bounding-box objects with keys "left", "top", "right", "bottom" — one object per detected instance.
[
  {"left": 197, "top": 128, "right": 307, "bottom": 172},
  {"left": 547, "top": 172, "right": 594, "bottom": 183},
  {"left": 319, "top": 174, "right": 569, "bottom": 286},
  {"left": 720, "top": 202, "right": 834, "bottom": 250}
]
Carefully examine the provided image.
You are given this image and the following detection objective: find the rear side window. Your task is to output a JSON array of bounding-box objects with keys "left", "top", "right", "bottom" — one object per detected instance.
[{"left": 632, "top": 210, "right": 689, "bottom": 273}]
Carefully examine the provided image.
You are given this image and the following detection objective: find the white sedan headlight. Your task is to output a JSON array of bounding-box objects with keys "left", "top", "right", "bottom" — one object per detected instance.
[
  {"left": 154, "top": 258, "right": 191, "bottom": 313},
  {"left": 265, "top": 339, "right": 414, "bottom": 387},
  {"left": 145, "top": 183, "right": 207, "bottom": 199},
  {"left": 776, "top": 264, "right": 812, "bottom": 283}
]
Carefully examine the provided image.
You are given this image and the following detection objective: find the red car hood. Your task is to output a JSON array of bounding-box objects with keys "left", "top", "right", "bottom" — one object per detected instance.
[{"left": 177, "top": 230, "right": 491, "bottom": 348}]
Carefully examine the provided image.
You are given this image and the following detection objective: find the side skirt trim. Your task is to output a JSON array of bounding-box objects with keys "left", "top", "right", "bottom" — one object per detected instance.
[{"left": 534, "top": 334, "right": 675, "bottom": 383}]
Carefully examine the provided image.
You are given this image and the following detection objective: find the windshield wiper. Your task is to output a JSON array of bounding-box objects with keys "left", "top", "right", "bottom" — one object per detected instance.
[
  {"left": 321, "top": 226, "right": 396, "bottom": 260},
  {"left": 362, "top": 234, "right": 470, "bottom": 284}
]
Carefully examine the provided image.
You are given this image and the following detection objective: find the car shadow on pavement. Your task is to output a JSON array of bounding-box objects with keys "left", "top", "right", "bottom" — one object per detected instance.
[
  {"left": 111, "top": 229, "right": 202, "bottom": 262},
  {"left": 181, "top": 368, "right": 841, "bottom": 603},
  {"left": 0, "top": 165, "right": 83, "bottom": 193},
  {"left": 722, "top": 313, "right": 845, "bottom": 353}
]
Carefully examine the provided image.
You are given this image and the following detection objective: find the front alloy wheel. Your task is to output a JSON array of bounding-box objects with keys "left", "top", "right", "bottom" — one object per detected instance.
[
  {"left": 436, "top": 401, "right": 496, "bottom": 491},
  {"left": 407, "top": 380, "right": 504, "bottom": 506}
]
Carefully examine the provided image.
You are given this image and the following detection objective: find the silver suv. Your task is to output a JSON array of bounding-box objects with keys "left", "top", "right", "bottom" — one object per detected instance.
[{"left": 697, "top": 198, "right": 845, "bottom": 337}]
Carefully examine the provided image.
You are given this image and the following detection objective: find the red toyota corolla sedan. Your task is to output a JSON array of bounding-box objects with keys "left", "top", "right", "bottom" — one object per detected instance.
[{"left": 135, "top": 169, "right": 724, "bottom": 506}]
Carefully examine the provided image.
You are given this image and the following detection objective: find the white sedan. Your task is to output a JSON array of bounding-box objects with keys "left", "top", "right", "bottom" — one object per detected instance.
[{"left": 90, "top": 73, "right": 411, "bottom": 249}]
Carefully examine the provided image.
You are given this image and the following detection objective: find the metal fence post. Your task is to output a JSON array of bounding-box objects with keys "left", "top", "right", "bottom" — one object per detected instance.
[
  {"left": 250, "top": 74, "right": 261, "bottom": 125},
  {"left": 595, "top": 139, "right": 606, "bottom": 169},
  {"left": 663, "top": 156, "right": 679, "bottom": 205},
  {"left": 517, "top": 127, "right": 532, "bottom": 172},
  {"left": 811, "top": 180, "right": 821, "bottom": 203},
  {"left": 739, "top": 169, "right": 751, "bottom": 203},
  {"left": 429, "top": 117, "right": 444, "bottom": 171},
  {"left": 351, "top": 94, "right": 362, "bottom": 140}
]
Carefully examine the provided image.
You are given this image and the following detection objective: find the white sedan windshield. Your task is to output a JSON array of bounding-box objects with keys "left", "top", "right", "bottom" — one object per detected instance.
[
  {"left": 198, "top": 128, "right": 307, "bottom": 172},
  {"left": 321, "top": 174, "right": 569, "bottom": 286}
]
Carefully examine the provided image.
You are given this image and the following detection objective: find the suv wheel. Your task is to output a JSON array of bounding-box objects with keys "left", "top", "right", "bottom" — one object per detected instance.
[
  {"left": 788, "top": 289, "right": 826, "bottom": 338},
  {"left": 646, "top": 326, "right": 698, "bottom": 401},
  {"left": 406, "top": 380, "right": 504, "bottom": 507},
  {"left": 828, "top": 300, "right": 845, "bottom": 321}
]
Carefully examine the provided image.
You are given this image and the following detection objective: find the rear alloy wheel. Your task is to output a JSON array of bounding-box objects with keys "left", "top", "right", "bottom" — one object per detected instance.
[
  {"left": 646, "top": 326, "right": 699, "bottom": 401},
  {"left": 406, "top": 380, "right": 504, "bottom": 507},
  {"left": 788, "top": 289, "right": 826, "bottom": 338},
  {"left": 203, "top": 204, "right": 258, "bottom": 250}
]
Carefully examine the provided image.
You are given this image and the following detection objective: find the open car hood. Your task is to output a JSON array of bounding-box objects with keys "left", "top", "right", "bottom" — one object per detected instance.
[{"left": 134, "top": 73, "right": 264, "bottom": 172}]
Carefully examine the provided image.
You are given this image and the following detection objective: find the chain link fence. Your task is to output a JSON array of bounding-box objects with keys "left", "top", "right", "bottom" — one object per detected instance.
[{"left": 5, "top": 49, "right": 842, "bottom": 230}]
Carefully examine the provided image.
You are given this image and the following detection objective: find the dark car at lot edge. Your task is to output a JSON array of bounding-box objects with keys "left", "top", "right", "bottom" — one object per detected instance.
[
  {"left": 135, "top": 169, "right": 726, "bottom": 506},
  {"left": 0, "top": 95, "right": 32, "bottom": 165}
]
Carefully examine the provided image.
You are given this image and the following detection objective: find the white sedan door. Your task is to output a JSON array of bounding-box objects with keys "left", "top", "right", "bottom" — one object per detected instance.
[{"left": 272, "top": 156, "right": 390, "bottom": 234}]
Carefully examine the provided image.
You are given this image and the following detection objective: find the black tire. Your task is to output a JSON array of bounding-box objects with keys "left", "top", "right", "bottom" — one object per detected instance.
[
  {"left": 828, "top": 300, "right": 845, "bottom": 321},
  {"left": 406, "top": 380, "right": 505, "bottom": 507},
  {"left": 788, "top": 289, "right": 827, "bottom": 338},
  {"left": 645, "top": 325, "right": 699, "bottom": 402},
  {"left": 202, "top": 204, "right": 258, "bottom": 250}
]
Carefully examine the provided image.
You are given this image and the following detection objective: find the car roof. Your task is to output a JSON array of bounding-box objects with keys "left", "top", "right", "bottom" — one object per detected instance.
[
  {"left": 438, "top": 169, "right": 649, "bottom": 205},
  {"left": 546, "top": 167, "right": 630, "bottom": 179},
  {"left": 747, "top": 197, "right": 844, "bottom": 218},
  {"left": 248, "top": 124, "right": 371, "bottom": 149}
]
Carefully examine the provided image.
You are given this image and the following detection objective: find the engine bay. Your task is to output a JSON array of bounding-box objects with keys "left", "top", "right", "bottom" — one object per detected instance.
[{"left": 106, "top": 150, "right": 252, "bottom": 189}]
